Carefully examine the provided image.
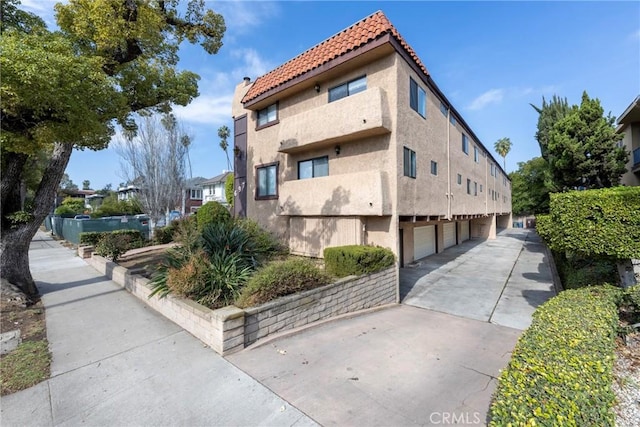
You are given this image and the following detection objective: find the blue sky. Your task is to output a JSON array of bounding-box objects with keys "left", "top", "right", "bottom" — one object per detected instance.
[{"left": 23, "top": 1, "right": 640, "bottom": 190}]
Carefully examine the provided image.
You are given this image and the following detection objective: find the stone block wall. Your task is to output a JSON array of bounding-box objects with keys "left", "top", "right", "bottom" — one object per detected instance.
[{"left": 85, "top": 252, "right": 397, "bottom": 355}]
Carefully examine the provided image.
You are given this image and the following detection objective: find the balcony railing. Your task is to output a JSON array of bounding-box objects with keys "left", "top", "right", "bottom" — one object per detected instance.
[
  {"left": 277, "top": 87, "right": 391, "bottom": 154},
  {"left": 278, "top": 170, "right": 390, "bottom": 216}
]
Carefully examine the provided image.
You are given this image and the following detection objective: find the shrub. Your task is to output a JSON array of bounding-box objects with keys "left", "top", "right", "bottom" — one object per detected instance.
[
  {"left": 54, "top": 205, "right": 79, "bottom": 216},
  {"left": 554, "top": 252, "right": 618, "bottom": 289},
  {"left": 196, "top": 201, "right": 230, "bottom": 232},
  {"left": 200, "top": 221, "right": 256, "bottom": 269},
  {"left": 225, "top": 173, "right": 234, "bottom": 207},
  {"left": 236, "top": 258, "right": 331, "bottom": 308},
  {"left": 93, "top": 230, "right": 143, "bottom": 262},
  {"left": 489, "top": 286, "right": 621, "bottom": 426},
  {"left": 152, "top": 249, "right": 252, "bottom": 309},
  {"left": 94, "top": 233, "right": 134, "bottom": 262},
  {"left": 172, "top": 215, "right": 200, "bottom": 253},
  {"left": 79, "top": 231, "right": 108, "bottom": 246},
  {"left": 152, "top": 226, "right": 174, "bottom": 245},
  {"left": 324, "top": 245, "right": 395, "bottom": 278},
  {"left": 236, "top": 218, "right": 286, "bottom": 258},
  {"left": 538, "top": 187, "right": 640, "bottom": 260}
]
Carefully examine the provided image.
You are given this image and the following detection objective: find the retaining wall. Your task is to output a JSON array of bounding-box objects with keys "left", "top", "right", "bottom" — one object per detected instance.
[{"left": 84, "top": 252, "right": 398, "bottom": 355}]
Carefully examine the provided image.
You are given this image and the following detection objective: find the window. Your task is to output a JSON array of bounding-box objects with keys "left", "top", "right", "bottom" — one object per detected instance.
[
  {"left": 430, "top": 160, "right": 438, "bottom": 176},
  {"left": 409, "top": 78, "right": 426, "bottom": 118},
  {"left": 474, "top": 146, "right": 479, "bottom": 163},
  {"left": 256, "top": 163, "right": 278, "bottom": 199},
  {"left": 462, "top": 134, "right": 469, "bottom": 155},
  {"left": 480, "top": 184, "right": 483, "bottom": 193},
  {"left": 466, "top": 179, "right": 471, "bottom": 195},
  {"left": 457, "top": 174, "right": 462, "bottom": 185},
  {"left": 440, "top": 102, "right": 448, "bottom": 117},
  {"left": 404, "top": 147, "right": 416, "bottom": 178},
  {"left": 474, "top": 182, "right": 478, "bottom": 196},
  {"left": 450, "top": 115, "right": 457, "bottom": 126},
  {"left": 503, "top": 177, "right": 507, "bottom": 186},
  {"left": 190, "top": 189, "right": 202, "bottom": 200},
  {"left": 490, "top": 164, "right": 495, "bottom": 177},
  {"left": 298, "top": 156, "right": 329, "bottom": 179},
  {"left": 257, "top": 103, "right": 278, "bottom": 127},
  {"left": 329, "top": 76, "right": 366, "bottom": 102}
]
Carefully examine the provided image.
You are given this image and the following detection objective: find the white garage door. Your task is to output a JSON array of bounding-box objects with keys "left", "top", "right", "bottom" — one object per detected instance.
[
  {"left": 443, "top": 222, "right": 456, "bottom": 249},
  {"left": 460, "top": 221, "right": 470, "bottom": 242},
  {"left": 414, "top": 226, "right": 436, "bottom": 260}
]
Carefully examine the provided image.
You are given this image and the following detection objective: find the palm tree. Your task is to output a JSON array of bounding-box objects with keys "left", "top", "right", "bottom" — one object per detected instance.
[
  {"left": 218, "top": 125, "right": 231, "bottom": 171},
  {"left": 494, "top": 137, "right": 512, "bottom": 170}
]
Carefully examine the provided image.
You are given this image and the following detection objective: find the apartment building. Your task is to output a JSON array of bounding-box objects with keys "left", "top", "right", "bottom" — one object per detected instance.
[
  {"left": 617, "top": 95, "right": 640, "bottom": 187},
  {"left": 231, "top": 11, "right": 511, "bottom": 266}
]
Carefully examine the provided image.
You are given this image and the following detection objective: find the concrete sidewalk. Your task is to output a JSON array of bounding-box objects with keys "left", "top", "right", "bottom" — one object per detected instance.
[{"left": 1, "top": 230, "right": 315, "bottom": 426}]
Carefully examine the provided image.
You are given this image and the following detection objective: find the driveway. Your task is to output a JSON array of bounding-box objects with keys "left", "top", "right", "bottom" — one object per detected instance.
[
  {"left": 228, "top": 305, "right": 521, "bottom": 427},
  {"left": 228, "top": 229, "right": 557, "bottom": 426},
  {"left": 401, "top": 229, "right": 556, "bottom": 330}
]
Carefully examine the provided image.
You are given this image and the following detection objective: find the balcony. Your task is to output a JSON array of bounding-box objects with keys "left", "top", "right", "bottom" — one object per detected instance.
[
  {"left": 278, "top": 170, "right": 391, "bottom": 216},
  {"left": 277, "top": 87, "right": 391, "bottom": 154}
]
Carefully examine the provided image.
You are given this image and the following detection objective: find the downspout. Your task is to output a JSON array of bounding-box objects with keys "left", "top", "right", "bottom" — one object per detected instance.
[{"left": 446, "top": 107, "right": 451, "bottom": 220}]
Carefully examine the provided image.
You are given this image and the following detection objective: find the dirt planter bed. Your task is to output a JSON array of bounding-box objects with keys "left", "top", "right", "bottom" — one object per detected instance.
[{"left": 84, "top": 253, "right": 398, "bottom": 355}]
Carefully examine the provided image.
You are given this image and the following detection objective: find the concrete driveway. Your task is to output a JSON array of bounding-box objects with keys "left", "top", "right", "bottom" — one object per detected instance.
[
  {"left": 228, "top": 229, "right": 557, "bottom": 426},
  {"left": 401, "top": 229, "right": 556, "bottom": 330},
  {"left": 228, "top": 305, "right": 521, "bottom": 427}
]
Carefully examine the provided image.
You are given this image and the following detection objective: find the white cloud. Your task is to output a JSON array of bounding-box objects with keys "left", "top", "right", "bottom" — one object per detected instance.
[
  {"left": 231, "top": 48, "right": 276, "bottom": 79},
  {"left": 214, "top": 0, "right": 280, "bottom": 35},
  {"left": 173, "top": 94, "right": 234, "bottom": 125},
  {"left": 468, "top": 89, "right": 505, "bottom": 110}
]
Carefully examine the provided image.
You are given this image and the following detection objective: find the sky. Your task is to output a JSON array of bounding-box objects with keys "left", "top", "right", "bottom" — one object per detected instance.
[{"left": 22, "top": 0, "right": 640, "bottom": 190}]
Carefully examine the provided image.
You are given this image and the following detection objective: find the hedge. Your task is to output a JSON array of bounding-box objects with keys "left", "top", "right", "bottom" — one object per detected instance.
[
  {"left": 79, "top": 230, "right": 144, "bottom": 247},
  {"left": 536, "top": 186, "right": 640, "bottom": 259},
  {"left": 235, "top": 258, "right": 331, "bottom": 308},
  {"left": 489, "top": 286, "right": 621, "bottom": 426},
  {"left": 323, "top": 245, "right": 395, "bottom": 278}
]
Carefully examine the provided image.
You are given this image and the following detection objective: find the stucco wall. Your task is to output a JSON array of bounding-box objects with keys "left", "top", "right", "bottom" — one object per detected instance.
[{"left": 620, "top": 122, "right": 640, "bottom": 186}]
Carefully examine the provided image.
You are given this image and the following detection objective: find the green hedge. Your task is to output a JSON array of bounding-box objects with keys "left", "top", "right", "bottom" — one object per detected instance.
[
  {"left": 323, "top": 245, "right": 395, "bottom": 278},
  {"left": 489, "top": 286, "right": 621, "bottom": 426},
  {"left": 79, "top": 230, "right": 144, "bottom": 247},
  {"left": 537, "top": 186, "right": 640, "bottom": 259},
  {"left": 235, "top": 258, "right": 330, "bottom": 308}
]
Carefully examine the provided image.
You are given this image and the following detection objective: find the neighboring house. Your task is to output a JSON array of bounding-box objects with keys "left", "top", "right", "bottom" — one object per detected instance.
[
  {"left": 55, "top": 189, "right": 96, "bottom": 209},
  {"left": 182, "top": 177, "right": 207, "bottom": 214},
  {"left": 201, "top": 171, "right": 232, "bottom": 206},
  {"left": 231, "top": 11, "right": 511, "bottom": 266},
  {"left": 117, "top": 185, "right": 140, "bottom": 201},
  {"left": 85, "top": 194, "right": 105, "bottom": 211},
  {"left": 617, "top": 95, "right": 640, "bottom": 187}
]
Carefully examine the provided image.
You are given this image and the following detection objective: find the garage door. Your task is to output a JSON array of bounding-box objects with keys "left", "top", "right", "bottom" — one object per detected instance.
[
  {"left": 414, "top": 226, "right": 436, "bottom": 260},
  {"left": 443, "top": 222, "right": 456, "bottom": 249},
  {"left": 460, "top": 221, "right": 470, "bottom": 242}
]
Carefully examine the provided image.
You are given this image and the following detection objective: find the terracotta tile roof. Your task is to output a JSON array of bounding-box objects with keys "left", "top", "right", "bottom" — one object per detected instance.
[{"left": 241, "top": 10, "right": 429, "bottom": 104}]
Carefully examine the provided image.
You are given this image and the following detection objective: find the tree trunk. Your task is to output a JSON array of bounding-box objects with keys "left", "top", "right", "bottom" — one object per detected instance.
[{"left": 0, "top": 142, "right": 74, "bottom": 298}]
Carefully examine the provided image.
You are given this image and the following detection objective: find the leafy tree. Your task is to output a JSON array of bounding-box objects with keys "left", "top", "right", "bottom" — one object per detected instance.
[
  {"left": 546, "top": 92, "right": 627, "bottom": 190},
  {"left": 509, "top": 157, "right": 553, "bottom": 215},
  {"left": 1, "top": 0, "right": 225, "bottom": 299},
  {"left": 54, "top": 197, "right": 86, "bottom": 216},
  {"left": 531, "top": 95, "right": 570, "bottom": 160},
  {"left": 96, "top": 183, "right": 113, "bottom": 196},
  {"left": 218, "top": 125, "right": 231, "bottom": 171},
  {"left": 82, "top": 180, "right": 91, "bottom": 190},
  {"left": 59, "top": 173, "right": 78, "bottom": 191},
  {"left": 494, "top": 137, "right": 512, "bottom": 170}
]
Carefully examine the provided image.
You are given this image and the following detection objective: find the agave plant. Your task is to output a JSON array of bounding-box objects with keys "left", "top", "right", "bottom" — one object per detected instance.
[{"left": 200, "top": 222, "right": 257, "bottom": 269}]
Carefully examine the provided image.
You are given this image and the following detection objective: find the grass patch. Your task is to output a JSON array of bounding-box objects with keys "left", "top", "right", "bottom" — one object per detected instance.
[{"left": 1, "top": 340, "right": 51, "bottom": 396}]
